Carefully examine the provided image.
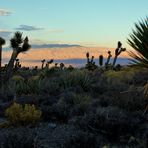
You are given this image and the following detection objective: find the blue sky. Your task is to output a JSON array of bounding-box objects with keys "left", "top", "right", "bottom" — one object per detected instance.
[{"left": 0, "top": 0, "right": 148, "bottom": 48}]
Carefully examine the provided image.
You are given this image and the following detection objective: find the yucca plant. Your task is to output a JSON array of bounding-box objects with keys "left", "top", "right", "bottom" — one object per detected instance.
[
  {"left": 127, "top": 16, "right": 148, "bottom": 67},
  {"left": 0, "top": 37, "right": 5, "bottom": 86},
  {"left": 5, "top": 32, "right": 31, "bottom": 81}
]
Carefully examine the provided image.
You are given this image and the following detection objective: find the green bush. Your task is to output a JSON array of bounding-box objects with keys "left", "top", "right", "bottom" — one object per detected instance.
[
  {"left": 8, "top": 75, "right": 29, "bottom": 95},
  {"left": 58, "top": 93, "right": 92, "bottom": 117},
  {"left": 59, "top": 70, "right": 92, "bottom": 91},
  {"left": 38, "top": 78, "right": 60, "bottom": 95},
  {"left": 105, "top": 69, "right": 135, "bottom": 84},
  {"left": 27, "top": 76, "right": 40, "bottom": 94},
  {"left": 5, "top": 103, "right": 42, "bottom": 126}
]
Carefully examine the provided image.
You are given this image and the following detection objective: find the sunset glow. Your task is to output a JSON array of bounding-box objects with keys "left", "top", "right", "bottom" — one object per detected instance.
[{"left": 0, "top": 0, "right": 148, "bottom": 67}]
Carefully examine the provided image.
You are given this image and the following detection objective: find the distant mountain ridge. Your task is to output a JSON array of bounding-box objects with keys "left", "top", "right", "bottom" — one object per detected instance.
[
  {"left": 3, "top": 44, "right": 82, "bottom": 51},
  {"left": 31, "top": 44, "right": 82, "bottom": 49}
]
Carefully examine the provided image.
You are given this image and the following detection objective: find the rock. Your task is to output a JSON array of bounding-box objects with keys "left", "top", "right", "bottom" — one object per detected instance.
[{"left": 48, "top": 123, "right": 57, "bottom": 129}]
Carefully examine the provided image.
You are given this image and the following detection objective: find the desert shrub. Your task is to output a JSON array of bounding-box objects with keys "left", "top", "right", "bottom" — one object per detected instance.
[
  {"left": 58, "top": 93, "right": 92, "bottom": 116},
  {"left": 90, "top": 85, "right": 147, "bottom": 112},
  {"left": 11, "top": 75, "right": 25, "bottom": 81},
  {"left": 64, "top": 131, "right": 98, "bottom": 148},
  {"left": 0, "top": 127, "right": 36, "bottom": 148},
  {"left": 38, "top": 68, "right": 61, "bottom": 78},
  {"left": 59, "top": 93, "right": 92, "bottom": 105},
  {"left": 132, "top": 69, "right": 148, "bottom": 85},
  {"left": 91, "top": 76, "right": 108, "bottom": 96},
  {"left": 27, "top": 76, "right": 40, "bottom": 94},
  {"left": 50, "top": 103, "right": 70, "bottom": 122},
  {"left": 15, "top": 94, "right": 38, "bottom": 105},
  {"left": 8, "top": 75, "right": 29, "bottom": 95},
  {"left": 105, "top": 69, "right": 135, "bottom": 85},
  {"left": 28, "top": 76, "right": 60, "bottom": 95},
  {"left": 114, "top": 87, "right": 147, "bottom": 111},
  {"left": 88, "top": 106, "right": 141, "bottom": 138},
  {"left": 14, "top": 69, "right": 37, "bottom": 79},
  {"left": 58, "top": 70, "right": 92, "bottom": 91},
  {"left": 47, "top": 93, "right": 92, "bottom": 122},
  {"left": 38, "top": 78, "right": 60, "bottom": 95},
  {"left": 5, "top": 103, "right": 41, "bottom": 126}
]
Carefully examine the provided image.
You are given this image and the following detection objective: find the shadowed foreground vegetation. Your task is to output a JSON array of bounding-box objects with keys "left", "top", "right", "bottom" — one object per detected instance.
[
  {"left": 0, "top": 17, "right": 147, "bottom": 147},
  {"left": 0, "top": 66, "right": 147, "bottom": 147}
]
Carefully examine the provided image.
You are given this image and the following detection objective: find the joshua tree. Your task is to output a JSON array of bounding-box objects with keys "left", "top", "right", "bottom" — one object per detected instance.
[
  {"left": 55, "top": 63, "right": 58, "bottom": 67},
  {"left": 105, "top": 51, "right": 112, "bottom": 66},
  {"left": 14, "top": 59, "right": 19, "bottom": 69},
  {"left": 0, "top": 37, "right": 5, "bottom": 86},
  {"left": 90, "top": 56, "right": 94, "bottom": 63},
  {"left": 41, "top": 59, "right": 45, "bottom": 69},
  {"left": 46, "top": 59, "right": 54, "bottom": 69},
  {"left": 85, "top": 52, "right": 97, "bottom": 70},
  {"left": 86, "top": 52, "right": 90, "bottom": 63},
  {"left": 128, "top": 16, "right": 148, "bottom": 68},
  {"left": 60, "top": 63, "right": 65, "bottom": 70},
  {"left": 113, "top": 41, "right": 126, "bottom": 67},
  {"left": 99, "top": 55, "right": 103, "bottom": 66},
  {"left": 5, "top": 32, "right": 30, "bottom": 81}
]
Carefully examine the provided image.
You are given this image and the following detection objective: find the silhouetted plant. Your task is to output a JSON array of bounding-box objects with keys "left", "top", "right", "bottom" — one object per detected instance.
[
  {"left": 55, "top": 63, "right": 58, "bottom": 67},
  {"left": 68, "top": 65, "right": 74, "bottom": 71},
  {"left": 86, "top": 52, "right": 90, "bottom": 63},
  {"left": 105, "top": 50, "right": 112, "bottom": 68},
  {"left": 14, "top": 59, "right": 21, "bottom": 70},
  {"left": 113, "top": 41, "right": 126, "bottom": 67},
  {"left": 46, "top": 59, "right": 54, "bottom": 69},
  {"left": 128, "top": 16, "right": 148, "bottom": 68},
  {"left": 34, "top": 66, "right": 38, "bottom": 70},
  {"left": 85, "top": 52, "right": 97, "bottom": 70},
  {"left": 99, "top": 55, "right": 103, "bottom": 66},
  {"left": 0, "top": 37, "right": 5, "bottom": 87},
  {"left": 41, "top": 59, "right": 45, "bottom": 69},
  {"left": 60, "top": 62, "right": 65, "bottom": 70},
  {"left": 90, "top": 56, "right": 94, "bottom": 63},
  {"left": 5, "top": 32, "right": 30, "bottom": 81}
]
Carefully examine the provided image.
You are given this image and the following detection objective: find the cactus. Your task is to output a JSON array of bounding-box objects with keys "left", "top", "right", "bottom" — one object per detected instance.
[
  {"left": 5, "top": 32, "right": 30, "bottom": 81},
  {"left": 113, "top": 41, "right": 126, "bottom": 67},
  {"left": 0, "top": 37, "right": 5, "bottom": 87},
  {"left": 99, "top": 55, "right": 103, "bottom": 66}
]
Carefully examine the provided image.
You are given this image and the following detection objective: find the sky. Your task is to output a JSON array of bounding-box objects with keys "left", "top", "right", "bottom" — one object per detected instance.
[{"left": 0, "top": 0, "right": 148, "bottom": 48}]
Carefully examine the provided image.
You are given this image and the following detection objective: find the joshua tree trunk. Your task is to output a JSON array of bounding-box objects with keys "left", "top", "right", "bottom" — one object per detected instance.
[
  {"left": 5, "top": 51, "right": 18, "bottom": 81},
  {"left": 113, "top": 55, "right": 117, "bottom": 67},
  {"left": 41, "top": 60, "right": 45, "bottom": 69},
  {"left": 47, "top": 63, "right": 49, "bottom": 69},
  {"left": 106, "top": 56, "right": 110, "bottom": 65}
]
